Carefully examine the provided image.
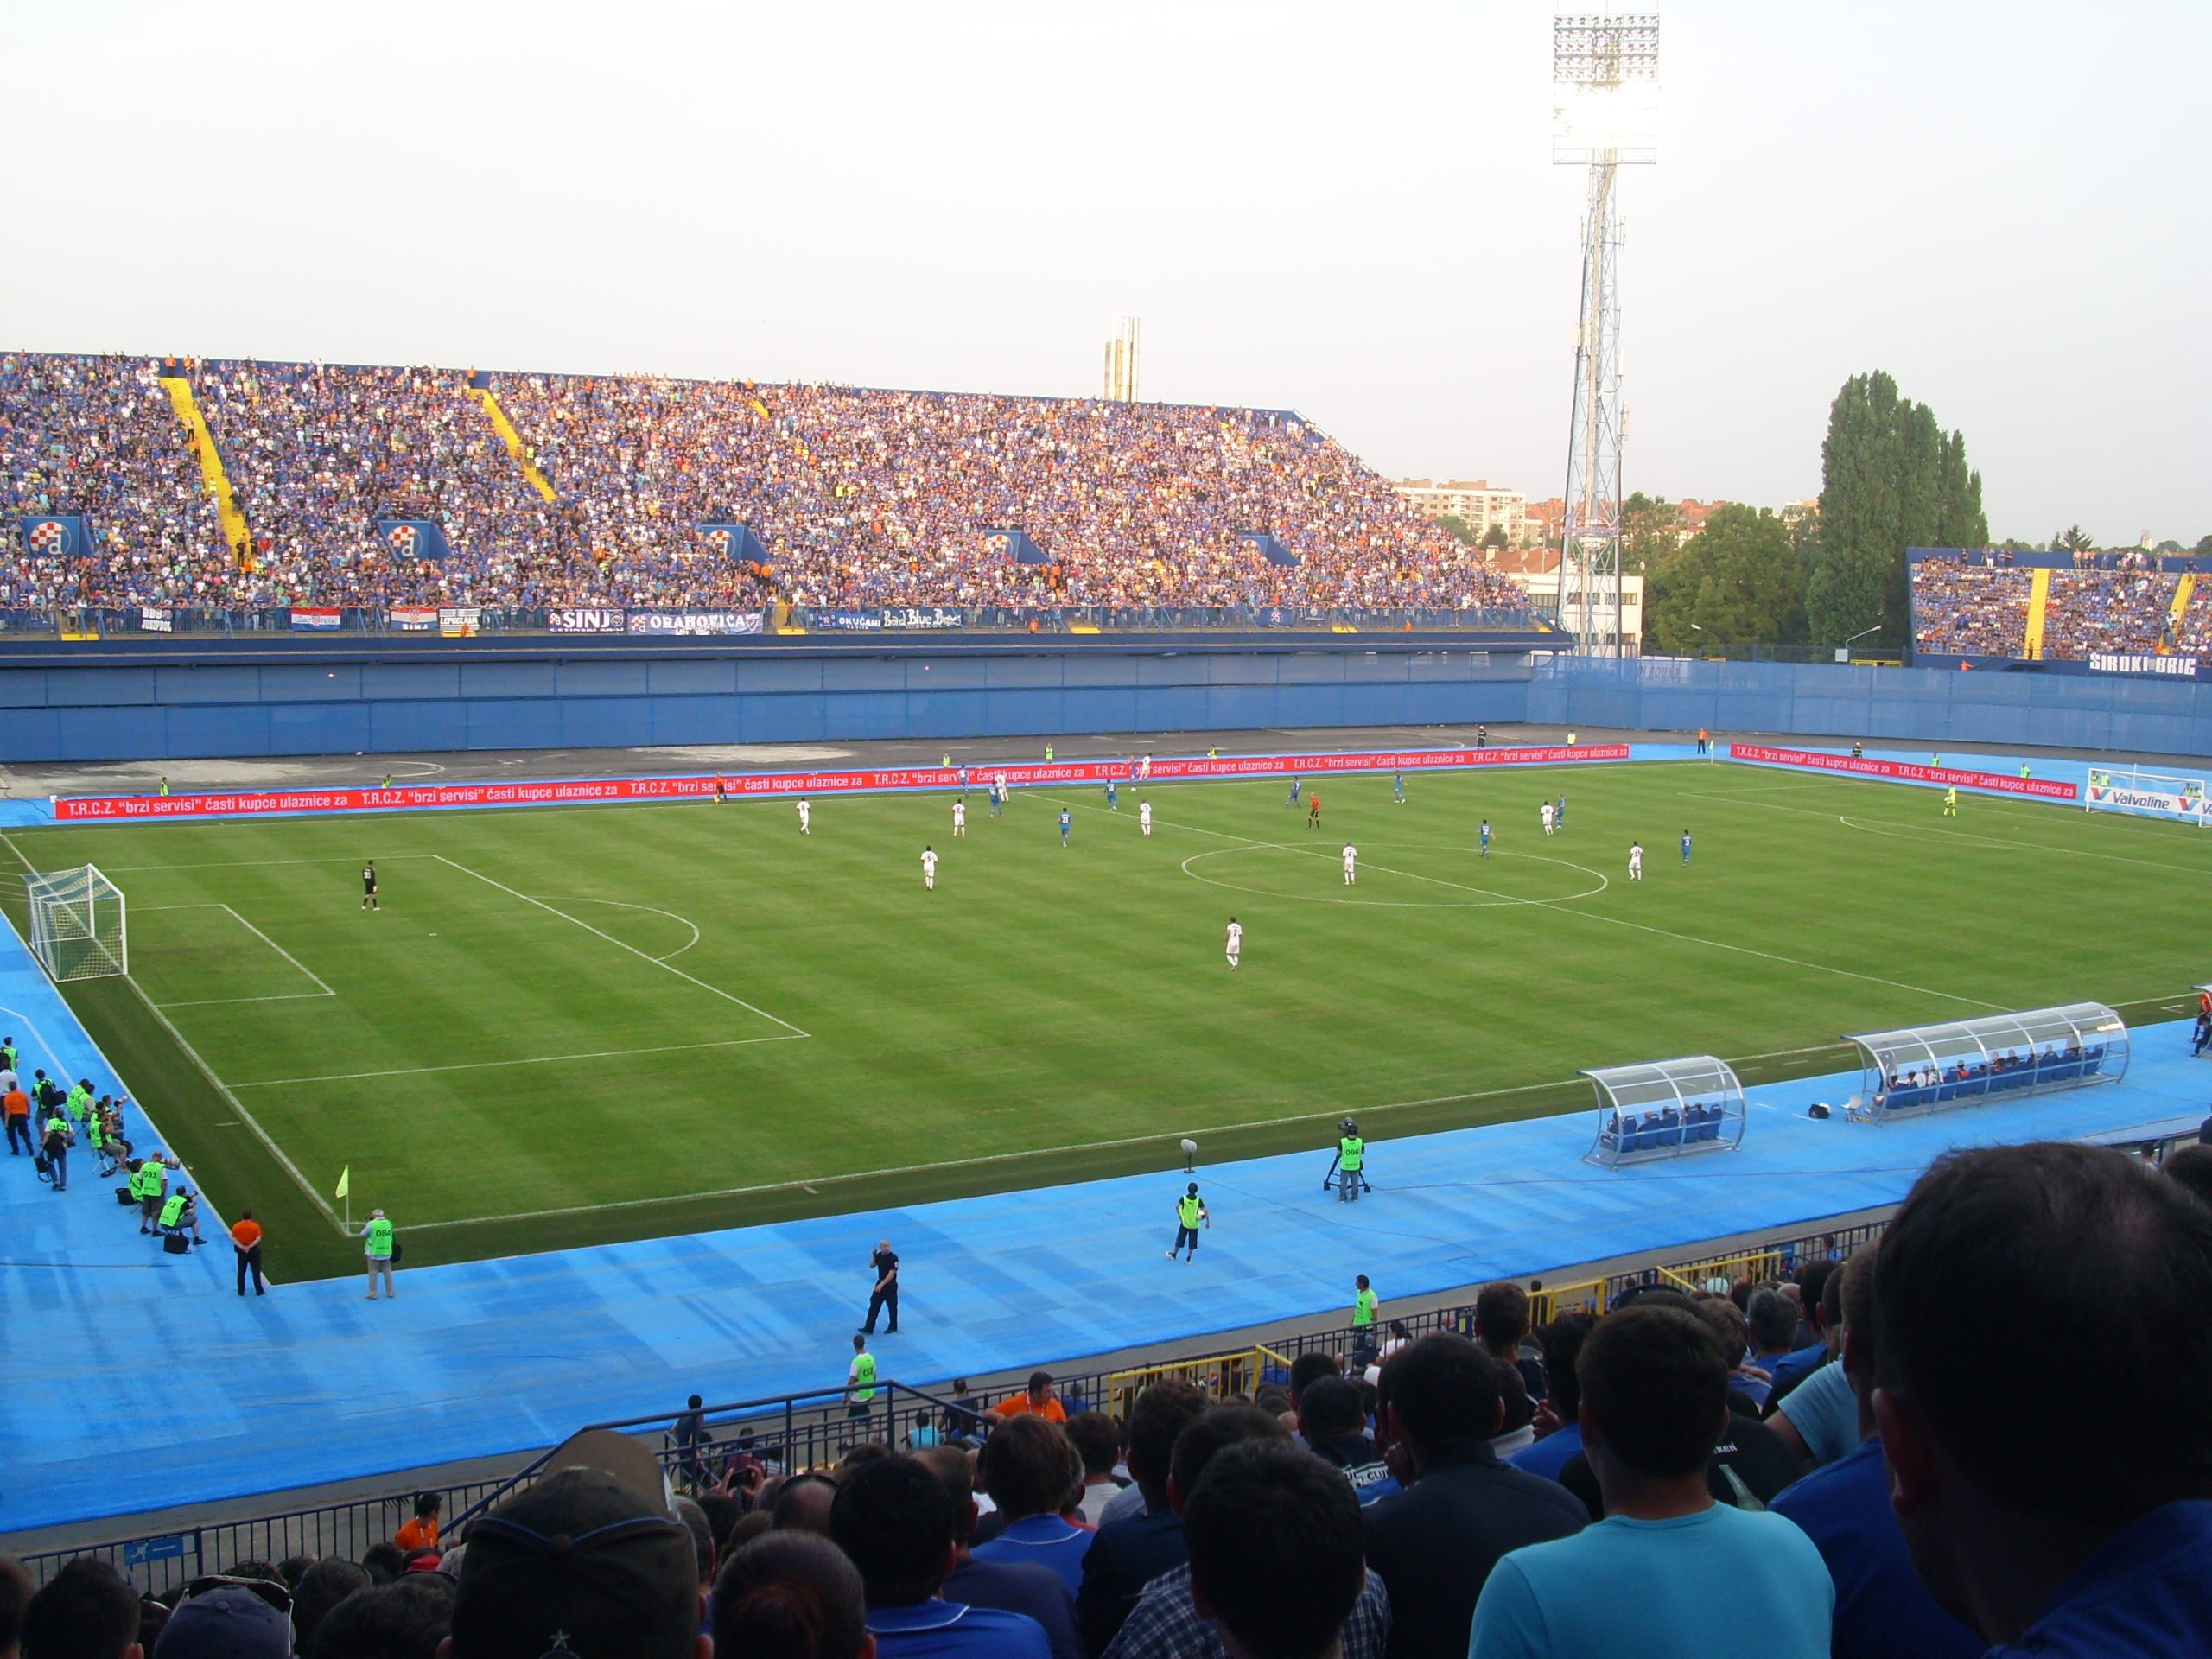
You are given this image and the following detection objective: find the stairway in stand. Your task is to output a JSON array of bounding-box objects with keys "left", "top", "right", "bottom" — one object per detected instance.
[{"left": 158, "top": 371, "right": 253, "bottom": 569}]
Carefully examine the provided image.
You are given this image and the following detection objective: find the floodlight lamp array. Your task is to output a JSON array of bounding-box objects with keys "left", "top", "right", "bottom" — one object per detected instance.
[{"left": 1553, "top": 16, "right": 1661, "bottom": 87}]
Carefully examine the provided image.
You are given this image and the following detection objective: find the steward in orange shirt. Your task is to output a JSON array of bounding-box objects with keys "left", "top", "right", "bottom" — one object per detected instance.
[
  {"left": 992, "top": 1370, "right": 1068, "bottom": 1424},
  {"left": 231, "top": 1210, "right": 266, "bottom": 1296}
]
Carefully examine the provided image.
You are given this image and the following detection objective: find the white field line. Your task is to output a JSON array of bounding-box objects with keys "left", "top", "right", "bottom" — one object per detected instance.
[
  {"left": 429, "top": 854, "right": 809, "bottom": 1036},
  {"left": 232, "top": 1033, "right": 804, "bottom": 1089},
  {"left": 95, "top": 855, "right": 441, "bottom": 874},
  {"left": 403, "top": 1033, "right": 1880, "bottom": 1232},
  {"left": 545, "top": 896, "right": 702, "bottom": 962},
  {"left": 137, "top": 902, "right": 337, "bottom": 1007},
  {"left": 1033, "top": 793, "right": 2003, "bottom": 1012}
]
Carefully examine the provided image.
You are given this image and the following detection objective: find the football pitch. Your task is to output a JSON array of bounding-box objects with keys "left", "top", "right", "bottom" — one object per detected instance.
[{"left": 3, "top": 759, "right": 2202, "bottom": 1278}]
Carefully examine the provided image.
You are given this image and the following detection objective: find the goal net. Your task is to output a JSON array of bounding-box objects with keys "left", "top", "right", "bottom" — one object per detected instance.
[
  {"left": 22, "top": 863, "right": 129, "bottom": 982},
  {"left": 2084, "top": 766, "right": 2209, "bottom": 827}
]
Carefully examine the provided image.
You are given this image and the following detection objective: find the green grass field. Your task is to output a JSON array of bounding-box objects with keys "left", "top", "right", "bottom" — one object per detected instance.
[{"left": 3, "top": 760, "right": 2202, "bottom": 1278}]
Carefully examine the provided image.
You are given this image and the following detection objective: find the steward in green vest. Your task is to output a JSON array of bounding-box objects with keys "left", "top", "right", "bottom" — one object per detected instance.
[
  {"left": 365, "top": 1215, "right": 395, "bottom": 1257},
  {"left": 848, "top": 1335, "right": 879, "bottom": 1410},
  {"left": 1353, "top": 1275, "right": 1378, "bottom": 1327},
  {"left": 65, "top": 1082, "right": 92, "bottom": 1125},
  {"left": 159, "top": 1191, "right": 188, "bottom": 1230},
  {"left": 1330, "top": 1116, "right": 1370, "bottom": 1203},
  {"left": 1168, "top": 1183, "right": 1210, "bottom": 1262}
]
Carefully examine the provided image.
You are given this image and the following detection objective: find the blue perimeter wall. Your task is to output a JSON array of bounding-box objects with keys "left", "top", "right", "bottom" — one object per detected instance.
[
  {"left": 1531, "top": 656, "right": 2212, "bottom": 756},
  {"left": 0, "top": 645, "right": 1531, "bottom": 761},
  {"left": 7, "top": 644, "right": 2212, "bottom": 762}
]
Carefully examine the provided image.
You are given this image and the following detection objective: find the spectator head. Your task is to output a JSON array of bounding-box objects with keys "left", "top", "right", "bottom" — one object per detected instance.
[
  {"left": 912, "top": 1446, "right": 982, "bottom": 1544},
  {"left": 360, "top": 1545, "right": 407, "bottom": 1586},
  {"left": 2162, "top": 1143, "right": 2212, "bottom": 1210},
  {"left": 1126, "top": 1380, "right": 1210, "bottom": 1507},
  {"left": 1691, "top": 1300, "right": 1751, "bottom": 1375},
  {"left": 1294, "top": 1376, "right": 1369, "bottom": 1444},
  {"left": 829, "top": 1455, "right": 957, "bottom": 1607},
  {"left": 1536, "top": 1311, "right": 1599, "bottom": 1416},
  {"left": 1578, "top": 1305, "right": 1729, "bottom": 1493},
  {"left": 687, "top": 1395, "right": 703, "bottom": 1411},
  {"left": 695, "top": 1494, "right": 743, "bottom": 1563},
  {"left": 977, "top": 1414, "right": 1077, "bottom": 1522},
  {"left": 1287, "top": 1353, "right": 1341, "bottom": 1407},
  {"left": 1024, "top": 1371, "right": 1055, "bottom": 1408},
  {"left": 1745, "top": 1287, "right": 1798, "bottom": 1355},
  {"left": 1065, "top": 1411, "right": 1122, "bottom": 1480},
  {"left": 771, "top": 1475, "right": 839, "bottom": 1537},
  {"left": 0, "top": 1557, "right": 32, "bottom": 1659},
  {"left": 290, "top": 1558, "right": 371, "bottom": 1656},
  {"left": 1378, "top": 1334, "right": 1507, "bottom": 1470},
  {"left": 273, "top": 1559, "right": 313, "bottom": 1592},
  {"left": 673, "top": 1497, "right": 715, "bottom": 1592},
  {"left": 1472, "top": 1282, "right": 1530, "bottom": 1353},
  {"left": 21, "top": 1559, "right": 141, "bottom": 1659},
  {"left": 1794, "top": 1259, "right": 1842, "bottom": 1337},
  {"left": 448, "top": 1429, "right": 706, "bottom": 1659},
  {"left": 413, "top": 1493, "right": 442, "bottom": 1524},
  {"left": 710, "top": 1530, "right": 868, "bottom": 1659},
  {"left": 147, "top": 1582, "right": 290, "bottom": 1659},
  {"left": 1166, "top": 1405, "right": 1290, "bottom": 1516},
  {"left": 1873, "top": 1144, "right": 2212, "bottom": 1643},
  {"left": 307, "top": 1577, "right": 452, "bottom": 1659},
  {"left": 1185, "top": 1441, "right": 1365, "bottom": 1659}
]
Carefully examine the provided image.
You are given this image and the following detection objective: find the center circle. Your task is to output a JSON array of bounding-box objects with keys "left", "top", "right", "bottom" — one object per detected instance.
[{"left": 1179, "top": 845, "right": 1610, "bottom": 908}]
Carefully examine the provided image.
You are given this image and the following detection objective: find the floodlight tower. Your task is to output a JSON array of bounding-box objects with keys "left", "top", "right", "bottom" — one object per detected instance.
[{"left": 1552, "top": 14, "right": 1658, "bottom": 656}]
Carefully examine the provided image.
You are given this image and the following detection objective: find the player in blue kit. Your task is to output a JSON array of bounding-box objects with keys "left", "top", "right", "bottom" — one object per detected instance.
[
  {"left": 1105, "top": 778, "right": 1119, "bottom": 810},
  {"left": 1394, "top": 772, "right": 1406, "bottom": 804},
  {"left": 1285, "top": 775, "right": 1302, "bottom": 808},
  {"left": 1058, "top": 807, "right": 1072, "bottom": 848},
  {"left": 1480, "top": 819, "right": 1492, "bottom": 857},
  {"left": 1681, "top": 830, "right": 1693, "bottom": 866}
]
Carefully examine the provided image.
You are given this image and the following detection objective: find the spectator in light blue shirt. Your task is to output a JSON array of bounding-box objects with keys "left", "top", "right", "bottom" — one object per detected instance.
[
  {"left": 1469, "top": 1306, "right": 1833, "bottom": 1659},
  {"left": 832, "top": 1455, "right": 1052, "bottom": 1659}
]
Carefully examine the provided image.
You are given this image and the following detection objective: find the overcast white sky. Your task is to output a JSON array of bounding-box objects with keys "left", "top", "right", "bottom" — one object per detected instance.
[{"left": 5, "top": 0, "right": 2206, "bottom": 543}]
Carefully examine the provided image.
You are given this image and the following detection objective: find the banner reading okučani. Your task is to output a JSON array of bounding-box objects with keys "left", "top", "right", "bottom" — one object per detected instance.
[
  {"left": 53, "top": 744, "right": 1629, "bottom": 822},
  {"left": 1728, "top": 742, "right": 2080, "bottom": 801}
]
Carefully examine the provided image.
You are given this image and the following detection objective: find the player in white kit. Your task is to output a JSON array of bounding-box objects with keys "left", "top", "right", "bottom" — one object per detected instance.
[
  {"left": 1224, "top": 918, "right": 1243, "bottom": 971},
  {"left": 797, "top": 798, "right": 811, "bottom": 835},
  {"left": 1541, "top": 801, "right": 1554, "bottom": 836},
  {"left": 952, "top": 800, "right": 966, "bottom": 837},
  {"left": 1139, "top": 800, "right": 1153, "bottom": 836},
  {"left": 1342, "top": 844, "right": 1357, "bottom": 886},
  {"left": 921, "top": 845, "right": 938, "bottom": 889},
  {"left": 1628, "top": 841, "right": 1643, "bottom": 880}
]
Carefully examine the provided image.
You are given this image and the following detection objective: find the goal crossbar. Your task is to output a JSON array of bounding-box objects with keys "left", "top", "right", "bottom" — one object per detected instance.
[{"left": 22, "top": 862, "right": 129, "bottom": 982}]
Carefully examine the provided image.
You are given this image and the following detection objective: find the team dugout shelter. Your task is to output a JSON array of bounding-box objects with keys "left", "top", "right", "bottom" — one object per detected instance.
[
  {"left": 1582, "top": 1054, "right": 1747, "bottom": 1167},
  {"left": 1843, "top": 1002, "right": 2128, "bottom": 1122}
]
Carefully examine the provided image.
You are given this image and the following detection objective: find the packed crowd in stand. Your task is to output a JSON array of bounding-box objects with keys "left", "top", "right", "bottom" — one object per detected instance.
[
  {"left": 2037, "top": 568, "right": 2181, "bottom": 658},
  {"left": 1907, "top": 558, "right": 2030, "bottom": 658},
  {"left": 493, "top": 375, "right": 1529, "bottom": 613},
  {"left": 9, "top": 1140, "right": 2209, "bottom": 1659},
  {"left": 0, "top": 353, "right": 1532, "bottom": 616},
  {"left": 0, "top": 353, "right": 236, "bottom": 607}
]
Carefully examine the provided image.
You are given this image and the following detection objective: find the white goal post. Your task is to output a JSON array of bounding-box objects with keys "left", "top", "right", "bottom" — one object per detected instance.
[
  {"left": 22, "top": 863, "right": 129, "bottom": 982},
  {"left": 2084, "top": 766, "right": 2209, "bottom": 827}
]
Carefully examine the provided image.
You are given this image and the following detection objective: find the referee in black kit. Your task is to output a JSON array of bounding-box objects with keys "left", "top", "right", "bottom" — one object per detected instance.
[{"left": 861, "top": 1238, "right": 899, "bottom": 1334}]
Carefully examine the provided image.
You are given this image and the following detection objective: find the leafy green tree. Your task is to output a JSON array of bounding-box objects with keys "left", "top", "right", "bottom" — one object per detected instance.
[
  {"left": 2195, "top": 533, "right": 2212, "bottom": 555},
  {"left": 1433, "top": 514, "right": 1479, "bottom": 547},
  {"left": 1643, "top": 505, "right": 1806, "bottom": 654},
  {"left": 1804, "top": 372, "right": 1987, "bottom": 648},
  {"left": 1480, "top": 524, "right": 1508, "bottom": 550},
  {"left": 1623, "top": 493, "right": 1680, "bottom": 575},
  {"left": 2051, "top": 524, "right": 2094, "bottom": 555}
]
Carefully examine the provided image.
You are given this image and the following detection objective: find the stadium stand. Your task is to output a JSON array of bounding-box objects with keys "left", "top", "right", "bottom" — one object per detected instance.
[
  {"left": 1908, "top": 554, "right": 2031, "bottom": 658},
  {"left": 1908, "top": 547, "right": 2212, "bottom": 663},
  {"left": 0, "top": 353, "right": 233, "bottom": 607},
  {"left": 3, "top": 353, "right": 1534, "bottom": 617},
  {"left": 2039, "top": 565, "right": 2181, "bottom": 658}
]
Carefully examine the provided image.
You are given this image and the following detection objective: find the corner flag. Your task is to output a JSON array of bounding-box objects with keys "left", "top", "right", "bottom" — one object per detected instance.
[{"left": 334, "top": 1166, "right": 351, "bottom": 1200}]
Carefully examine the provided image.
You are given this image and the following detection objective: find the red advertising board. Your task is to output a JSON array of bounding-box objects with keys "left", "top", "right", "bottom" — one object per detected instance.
[
  {"left": 52, "top": 744, "right": 1631, "bottom": 823},
  {"left": 1727, "top": 742, "right": 2080, "bottom": 801}
]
